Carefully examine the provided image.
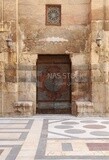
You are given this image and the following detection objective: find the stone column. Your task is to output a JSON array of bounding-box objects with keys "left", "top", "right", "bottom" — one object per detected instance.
[
  {"left": 1, "top": 0, "right": 19, "bottom": 116},
  {"left": 104, "top": 0, "right": 109, "bottom": 115},
  {"left": 70, "top": 54, "right": 78, "bottom": 115},
  {"left": 18, "top": 53, "right": 38, "bottom": 115},
  {"left": 70, "top": 46, "right": 92, "bottom": 116},
  {"left": 91, "top": 0, "right": 109, "bottom": 115}
]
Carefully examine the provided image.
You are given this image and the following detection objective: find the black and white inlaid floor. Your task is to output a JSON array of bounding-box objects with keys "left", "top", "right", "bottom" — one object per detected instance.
[{"left": 0, "top": 116, "right": 109, "bottom": 160}]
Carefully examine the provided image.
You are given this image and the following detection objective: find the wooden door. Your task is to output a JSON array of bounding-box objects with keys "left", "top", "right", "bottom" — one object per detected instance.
[{"left": 37, "top": 55, "right": 71, "bottom": 114}]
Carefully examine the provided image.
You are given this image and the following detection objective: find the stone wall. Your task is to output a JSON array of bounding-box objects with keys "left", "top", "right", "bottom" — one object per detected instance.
[
  {"left": 18, "top": 0, "right": 91, "bottom": 115},
  {"left": 0, "top": 0, "right": 17, "bottom": 115},
  {"left": 0, "top": 0, "right": 109, "bottom": 116},
  {"left": 91, "top": 0, "right": 109, "bottom": 115}
]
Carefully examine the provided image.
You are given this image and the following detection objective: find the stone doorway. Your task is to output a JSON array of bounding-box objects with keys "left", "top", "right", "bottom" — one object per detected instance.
[{"left": 36, "top": 55, "right": 71, "bottom": 114}]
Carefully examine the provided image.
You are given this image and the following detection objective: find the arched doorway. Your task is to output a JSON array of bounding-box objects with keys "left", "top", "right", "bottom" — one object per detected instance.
[{"left": 36, "top": 55, "right": 71, "bottom": 114}]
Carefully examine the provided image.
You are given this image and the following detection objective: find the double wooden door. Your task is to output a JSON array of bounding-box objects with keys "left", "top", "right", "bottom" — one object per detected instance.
[{"left": 37, "top": 55, "right": 71, "bottom": 114}]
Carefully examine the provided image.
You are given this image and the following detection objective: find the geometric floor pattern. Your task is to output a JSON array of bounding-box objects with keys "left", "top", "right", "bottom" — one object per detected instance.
[
  {"left": 48, "top": 119, "right": 109, "bottom": 139},
  {"left": 0, "top": 119, "right": 33, "bottom": 160},
  {"left": 35, "top": 117, "right": 109, "bottom": 160},
  {"left": 0, "top": 116, "right": 109, "bottom": 160}
]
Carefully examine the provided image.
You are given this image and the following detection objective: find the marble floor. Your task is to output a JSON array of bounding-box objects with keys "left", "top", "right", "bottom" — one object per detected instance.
[{"left": 0, "top": 115, "right": 109, "bottom": 160}]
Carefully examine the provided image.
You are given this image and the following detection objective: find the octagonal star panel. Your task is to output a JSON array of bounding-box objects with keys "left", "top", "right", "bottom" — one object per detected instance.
[{"left": 46, "top": 5, "right": 61, "bottom": 26}]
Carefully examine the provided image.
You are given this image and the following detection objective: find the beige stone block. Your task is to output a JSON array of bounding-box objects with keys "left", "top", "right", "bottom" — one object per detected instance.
[
  {"left": 91, "top": 21, "right": 104, "bottom": 32},
  {"left": 75, "top": 101, "right": 94, "bottom": 115},
  {"left": 106, "top": 10, "right": 109, "bottom": 21},
  {"left": 71, "top": 54, "right": 86, "bottom": 66},
  {"left": 72, "top": 70, "right": 90, "bottom": 83},
  {"left": 36, "top": 42, "right": 69, "bottom": 54},
  {"left": 0, "top": 61, "right": 4, "bottom": 70},
  {"left": 36, "top": 0, "right": 69, "bottom": 4},
  {"left": 91, "top": 0, "right": 104, "bottom": 20},
  {"left": 91, "top": 69, "right": 103, "bottom": 82},
  {"left": 91, "top": 47, "right": 99, "bottom": 64},
  {"left": 4, "top": 83, "right": 18, "bottom": 92},
  {"left": 18, "top": 70, "right": 26, "bottom": 82},
  {"left": 1, "top": 52, "right": 8, "bottom": 64},
  {"left": 18, "top": 91, "right": 36, "bottom": 101},
  {"left": 62, "top": 15, "right": 89, "bottom": 25},
  {"left": 5, "top": 68, "right": 17, "bottom": 83},
  {"left": 3, "top": 92, "right": 17, "bottom": 115},
  {"left": 18, "top": 70, "right": 34, "bottom": 82},
  {"left": 105, "top": 0, "right": 109, "bottom": 20},
  {"left": 93, "top": 102, "right": 106, "bottom": 113},
  {"left": 19, "top": 4, "right": 45, "bottom": 17},
  {"left": 0, "top": 83, "right": 2, "bottom": 91},
  {"left": 31, "top": 71, "right": 36, "bottom": 81},
  {"left": 0, "top": 53, "right": 4, "bottom": 62},
  {"left": 105, "top": 21, "right": 109, "bottom": 31},
  {"left": 69, "top": 0, "right": 90, "bottom": 4},
  {"left": 19, "top": 54, "right": 38, "bottom": 65},
  {"left": 37, "top": 0, "right": 90, "bottom": 4},
  {"left": 92, "top": 83, "right": 106, "bottom": 103},
  {"left": 4, "top": 0, "right": 16, "bottom": 21},
  {"left": 105, "top": 84, "right": 109, "bottom": 110},
  {"left": 91, "top": 0, "right": 104, "bottom": 8},
  {"left": 62, "top": 4, "right": 90, "bottom": 16},
  {"left": 19, "top": 0, "right": 37, "bottom": 4},
  {"left": 103, "top": 31, "right": 109, "bottom": 52},
  {"left": 19, "top": 24, "right": 87, "bottom": 53},
  {"left": 91, "top": 9, "right": 104, "bottom": 20},
  {"left": 14, "top": 101, "right": 33, "bottom": 116},
  {"left": 0, "top": 1, "right": 2, "bottom": 22},
  {"left": 0, "top": 69, "right": 5, "bottom": 83},
  {"left": 0, "top": 91, "right": 2, "bottom": 98},
  {"left": 18, "top": 82, "right": 36, "bottom": 92},
  {"left": 99, "top": 62, "right": 109, "bottom": 72},
  {"left": 72, "top": 91, "right": 81, "bottom": 101}
]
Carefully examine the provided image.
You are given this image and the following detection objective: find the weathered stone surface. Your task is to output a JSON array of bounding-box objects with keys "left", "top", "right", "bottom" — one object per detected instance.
[
  {"left": 18, "top": 83, "right": 36, "bottom": 92},
  {"left": 4, "top": 83, "right": 18, "bottom": 92},
  {"left": 105, "top": 21, "right": 109, "bottom": 31},
  {"left": 73, "top": 101, "right": 94, "bottom": 116},
  {"left": 14, "top": 101, "right": 33, "bottom": 116},
  {"left": 36, "top": 0, "right": 90, "bottom": 5},
  {"left": 3, "top": 92, "right": 17, "bottom": 115},
  {"left": 0, "top": 33, "right": 8, "bottom": 53},
  {"left": 72, "top": 82, "right": 90, "bottom": 101},
  {"left": 4, "top": 0, "right": 16, "bottom": 21},
  {"left": 93, "top": 102, "right": 106, "bottom": 114},
  {"left": 0, "top": 0, "right": 109, "bottom": 116},
  {"left": 5, "top": 68, "right": 17, "bottom": 82},
  {"left": 91, "top": 0, "right": 104, "bottom": 20}
]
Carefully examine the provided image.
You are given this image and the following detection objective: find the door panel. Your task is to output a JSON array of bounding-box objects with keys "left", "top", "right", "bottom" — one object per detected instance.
[{"left": 37, "top": 55, "right": 71, "bottom": 114}]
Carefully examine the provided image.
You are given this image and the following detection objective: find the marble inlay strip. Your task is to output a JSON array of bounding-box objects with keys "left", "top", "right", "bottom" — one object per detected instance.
[
  {"left": 25, "top": 119, "right": 34, "bottom": 129},
  {"left": 35, "top": 156, "right": 109, "bottom": 159},
  {"left": 0, "top": 124, "right": 26, "bottom": 129},
  {"left": 62, "top": 143, "right": 73, "bottom": 151},
  {"left": 0, "top": 133, "right": 21, "bottom": 140},
  {"left": 87, "top": 143, "right": 109, "bottom": 151},
  {"left": 5, "top": 145, "right": 21, "bottom": 160},
  {"left": 16, "top": 120, "right": 43, "bottom": 160},
  {"left": 35, "top": 119, "right": 48, "bottom": 159}
]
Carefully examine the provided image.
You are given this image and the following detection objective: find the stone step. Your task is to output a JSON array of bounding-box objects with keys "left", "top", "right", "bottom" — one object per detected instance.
[
  {"left": 14, "top": 101, "right": 33, "bottom": 116},
  {"left": 74, "top": 101, "right": 94, "bottom": 116}
]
